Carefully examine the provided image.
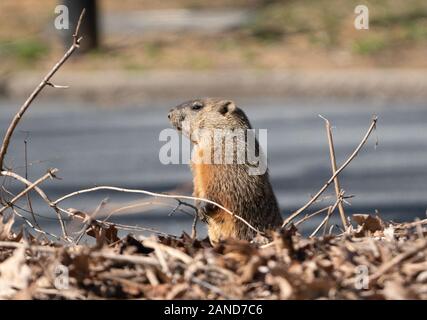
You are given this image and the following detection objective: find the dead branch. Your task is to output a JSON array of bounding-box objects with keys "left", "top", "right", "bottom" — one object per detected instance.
[
  {"left": 0, "top": 9, "right": 86, "bottom": 170},
  {"left": 11, "top": 207, "right": 61, "bottom": 241},
  {"left": 370, "top": 239, "right": 427, "bottom": 283},
  {"left": 319, "top": 115, "right": 348, "bottom": 229},
  {"left": 23, "top": 139, "right": 40, "bottom": 230},
  {"left": 92, "top": 251, "right": 160, "bottom": 267},
  {"left": 106, "top": 221, "right": 178, "bottom": 238},
  {"left": 75, "top": 198, "right": 108, "bottom": 244},
  {"left": 52, "top": 185, "right": 264, "bottom": 236},
  {"left": 294, "top": 206, "right": 331, "bottom": 227},
  {"left": 0, "top": 169, "right": 58, "bottom": 215},
  {"left": 190, "top": 277, "right": 233, "bottom": 299},
  {"left": 191, "top": 213, "right": 199, "bottom": 239},
  {"left": 1, "top": 171, "right": 54, "bottom": 206},
  {"left": 400, "top": 218, "right": 427, "bottom": 229},
  {"left": 0, "top": 241, "right": 160, "bottom": 267},
  {"left": 309, "top": 192, "right": 343, "bottom": 238},
  {"left": 101, "top": 200, "right": 195, "bottom": 223},
  {"left": 0, "top": 241, "right": 56, "bottom": 253},
  {"left": 282, "top": 116, "right": 378, "bottom": 228},
  {"left": 0, "top": 170, "right": 69, "bottom": 241},
  {"left": 142, "top": 239, "right": 193, "bottom": 264}
]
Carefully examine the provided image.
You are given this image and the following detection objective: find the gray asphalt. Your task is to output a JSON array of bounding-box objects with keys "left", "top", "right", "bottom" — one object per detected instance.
[{"left": 0, "top": 97, "right": 426, "bottom": 238}]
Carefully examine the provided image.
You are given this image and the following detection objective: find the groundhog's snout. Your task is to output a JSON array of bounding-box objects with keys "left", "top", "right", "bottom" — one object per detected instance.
[{"left": 168, "top": 108, "right": 185, "bottom": 131}]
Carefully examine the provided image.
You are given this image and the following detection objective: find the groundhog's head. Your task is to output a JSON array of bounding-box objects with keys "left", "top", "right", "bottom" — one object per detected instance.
[{"left": 168, "top": 98, "right": 251, "bottom": 142}]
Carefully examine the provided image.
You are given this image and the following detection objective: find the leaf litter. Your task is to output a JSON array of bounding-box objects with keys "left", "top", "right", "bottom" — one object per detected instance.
[{"left": 0, "top": 213, "right": 426, "bottom": 300}]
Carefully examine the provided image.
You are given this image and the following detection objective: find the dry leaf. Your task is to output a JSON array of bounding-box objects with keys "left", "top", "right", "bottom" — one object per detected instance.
[
  {"left": 0, "top": 246, "right": 32, "bottom": 299},
  {"left": 0, "top": 215, "right": 15, "bottom": 241}
]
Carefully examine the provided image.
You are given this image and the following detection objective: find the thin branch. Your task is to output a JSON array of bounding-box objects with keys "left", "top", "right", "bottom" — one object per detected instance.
[
  {"left": 0, "top": 170, "right": 69, "bottom": 241},
  {"left": 52, "top": 185, "right": 264, "bottom": 236},
  {"left": 101, "top": 200, "right": 194, "bottom": 223},
  {"left": 46, "top": 82, "right": 69, "bottom": 89},
  {"left": 294, "top": 206, "right": 331, "bottom": 227},
  {"left": 0, "top": 9, "right": 86, "bottom": 170},
  {"left": 1, "top": 170, "right": 179, "bottom": 240},
  {"left": 0, "top": 241, "right": 160, "bottom": 267},
  {"left": 309, "top": 192, "right": 343, "bottom": 238},
  {"left": 73, "top": 9, "right": 86, "bottom": 46},
  {"left": 143, "top": 239, "right": 193, "bottom": 264},
  {"left": 24, "top": 139, "right": 40, "bottom": 230},
  {"left": 369, "top": 240, "right": 427, "bottom": 283},
  {"left": 190, "top": 277, "right": 233, "bottom": 299},
  {"left": 75, "top": 197, "right": 108, "bottom": 244},
  {"left": 399, "top": 218, "right": 427, "bottom": 229},
  {"left": 11, "top": 206, "right": 61, "bottom": 241},
  {"left": 191, "top": 213, "right": 199, "bottom": 239},
  {"left": 282, "top": 116, "right": 378, "bottom": 227},
  {"left": 0, "top": 169, "right": 58, "bottom": 215},
  {"left": 319, "top": 115, "right": 348, "bottom": 229},
  {"left": 57, "top": 206, "right": 179, "bottom": 238},
  {"left": 108, "top": 222, "right": 177, "bottom": 238}
]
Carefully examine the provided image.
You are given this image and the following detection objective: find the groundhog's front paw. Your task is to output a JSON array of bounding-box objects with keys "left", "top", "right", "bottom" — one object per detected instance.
[{"left": 197, "top": 202, "right": 217, "bottom": 221}]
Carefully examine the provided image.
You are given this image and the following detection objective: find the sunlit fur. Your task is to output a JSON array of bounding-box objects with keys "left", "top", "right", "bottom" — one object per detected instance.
[{"left": 168, "top": 98, "right": 282, "bottom": 243}]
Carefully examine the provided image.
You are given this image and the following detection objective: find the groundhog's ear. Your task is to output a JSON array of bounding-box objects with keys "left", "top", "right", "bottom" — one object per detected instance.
[{"left": 218, "top": 101, "right": 236, "bottom": 115}]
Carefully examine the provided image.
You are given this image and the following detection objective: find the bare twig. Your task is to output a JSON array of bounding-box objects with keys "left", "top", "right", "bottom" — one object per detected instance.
[
  {"left": 92, "top": 251, "right": 159, "bottom": 267},
  {"left": 11, "top": 207, "right": 61, "bottom": 241},
  {"left": 46, "top": 82, "right": 69, "bottom": 89},
  {"left": 24, "top": 139, "right": 40, "bottom": 230},
  {"left": 107, "top": 221, "right": 177, "bottom": 238},
  {"left": 190, "top": 277, "right": 233, "bottom": 299},
  {"left": 75, "top": 198, "right": 108, "bottom": 244},
  {"left": 0, "top": 170, "right": 69, "bottom": 241},
  {"left": 0, "top": 9, "right": 85, "bottom": 170},
  {"left": 101, "top": 200, "right": 194, "bottom": 223},
  {"left": 143, "top": 239, "right": 193, "bottom": 264},
  {"left": 309, "top": 192, "right": 343, "bottom": 238},
  {"left": 0, "top": 241, "right": 56, "bottom": 253},
  {"left": 400, "top": 218, "right": 427, "bottom": 229},
  {"left": 0, "top": 241, "right": 160, "bottom": 267},
  {"left": 191, "top": 213, "right": 199, "bottom": 239},
  {"left": 294, "top": 206, "right": 331, "bottom": 227},
  {"left": 147, "top": 241, "right": 172, "bottom": 276},
  {"left": 0, "top": 169, "right": 58, "bottom": 215},
  {"left": 282, "top": 116, "right": 378, "bottom": 228},
  {"left": 1, "top": 171, "right": 54, "bottom": 206},
  {"left": 73, "top": 9, "right": 86, "bottom": 45},
  {"left": 370, "top": 240, "right": 427, "bottom": 283},
  {"left": 319, "top": 115, "right": 348, "bottom": 229},
  {"left": 52, "top": 185, "right": 264, "bottom": 236}
]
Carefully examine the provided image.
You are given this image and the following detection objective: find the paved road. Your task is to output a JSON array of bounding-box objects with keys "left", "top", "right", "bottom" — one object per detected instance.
[{"left": 0, "top": 97, "right": 426, "bottom": 238}]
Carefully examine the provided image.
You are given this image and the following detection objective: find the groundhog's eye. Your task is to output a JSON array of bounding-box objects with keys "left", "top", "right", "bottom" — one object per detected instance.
[{"left": 191, "top": 102, "right": 204, "bottom": 110}]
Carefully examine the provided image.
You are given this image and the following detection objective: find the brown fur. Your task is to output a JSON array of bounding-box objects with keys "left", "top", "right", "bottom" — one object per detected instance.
[{"left": 168, "top": 98, "right": 282, "bottom": 243}]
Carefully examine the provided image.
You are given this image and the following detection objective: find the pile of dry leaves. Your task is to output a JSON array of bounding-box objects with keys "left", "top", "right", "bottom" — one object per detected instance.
[{"left": 0, "top": 213, "right": 426, "bottom": 300}]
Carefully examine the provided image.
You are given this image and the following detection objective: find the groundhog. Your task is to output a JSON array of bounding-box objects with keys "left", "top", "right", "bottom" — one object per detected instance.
[{"left": 168, "top": 98, "right": 282, "bottom": 243}]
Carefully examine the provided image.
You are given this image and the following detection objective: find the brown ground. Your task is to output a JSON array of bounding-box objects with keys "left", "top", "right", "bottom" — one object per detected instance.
[{"left": 0, "top": 213, "right": 426, "bottom": 299}]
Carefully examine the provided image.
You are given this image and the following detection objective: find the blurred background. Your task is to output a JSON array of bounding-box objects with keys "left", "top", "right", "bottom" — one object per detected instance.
[{"left": 0, "top": 0, "right": 426, "bottom": 238}]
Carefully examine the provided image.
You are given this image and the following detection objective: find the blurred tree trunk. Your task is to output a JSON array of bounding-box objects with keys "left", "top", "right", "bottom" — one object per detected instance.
[{"left": 61, "top": 0, "right": 99, "bottom": 53}]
